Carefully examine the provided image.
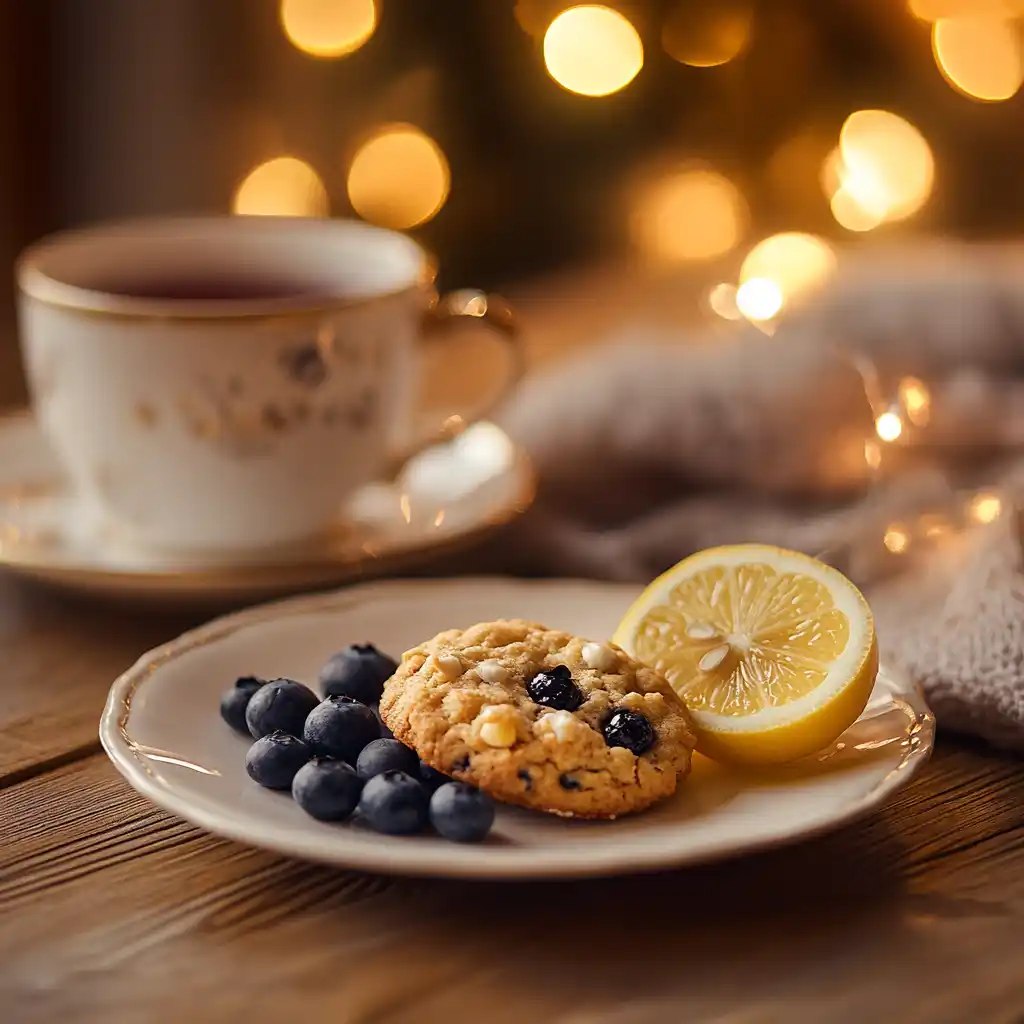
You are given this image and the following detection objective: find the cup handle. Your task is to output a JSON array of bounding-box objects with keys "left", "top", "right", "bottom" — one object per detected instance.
[{"left": 388, "top": 288, "right": 524, "bottom": 473}]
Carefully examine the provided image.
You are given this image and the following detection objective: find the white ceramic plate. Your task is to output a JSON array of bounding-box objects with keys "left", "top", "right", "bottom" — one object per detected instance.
[
  {"left": 0, "top": 412, "right": 533, "bottom": 606},
  {"left": 100, "top": 578, "right": 934, "bottom": 879}
]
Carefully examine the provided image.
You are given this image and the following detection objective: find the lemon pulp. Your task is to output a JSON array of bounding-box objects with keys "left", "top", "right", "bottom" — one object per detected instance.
[{"left": 613, "top": 545, "right": 878, "bottom": 765}]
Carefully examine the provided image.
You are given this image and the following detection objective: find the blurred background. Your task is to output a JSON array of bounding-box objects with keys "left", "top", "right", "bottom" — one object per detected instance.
[{"left": 2, "top": 0, "right": 1023, "bottom": 406}]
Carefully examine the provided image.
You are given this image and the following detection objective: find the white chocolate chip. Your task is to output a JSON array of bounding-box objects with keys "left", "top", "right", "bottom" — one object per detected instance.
[
  {"left": 476, "top": 659, "right": 509, "bottom": 684},
  {"left": 534, "top": 709, "right": 587, "bottom": 743},
  {"left": 475, "top": 704, "right": 521, "bottom": 748},
  {"left": 581, "top": 642, "right": 617, "bottom": 672},
  {"left": 479, "top": 721, "right": 517, "bottom": 747},
  {"left": 435, "top": 654, "right": 463, "bottom": 679},
  {"left": 699, "top": 644, "right": 730, "bottom": 672},
  {"left": 686, "top": 622, "right": 718, "bottom": 640}
]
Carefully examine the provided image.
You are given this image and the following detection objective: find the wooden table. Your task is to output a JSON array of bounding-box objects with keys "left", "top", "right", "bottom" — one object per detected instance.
[{"left": 3, "top": 268, "right": 1024, "bottom": 1023}]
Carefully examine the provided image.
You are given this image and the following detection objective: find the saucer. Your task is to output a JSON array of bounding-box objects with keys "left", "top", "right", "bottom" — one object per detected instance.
[
  {"left": 100, "top": 577, "right": 934, "bottom": 879},
  {"left": 0, "top": 411, "right": 534, "bottom": 606}
]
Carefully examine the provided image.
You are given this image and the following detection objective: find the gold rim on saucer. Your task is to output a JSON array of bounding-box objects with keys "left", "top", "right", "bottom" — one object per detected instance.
[{"left": 0, "top": 409, "right": 536, "bottom": 605}]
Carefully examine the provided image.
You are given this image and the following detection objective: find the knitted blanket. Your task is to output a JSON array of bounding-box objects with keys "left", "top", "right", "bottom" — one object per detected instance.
[{"left": 491, "top": 242, "right": 1024, "bottom": 751}]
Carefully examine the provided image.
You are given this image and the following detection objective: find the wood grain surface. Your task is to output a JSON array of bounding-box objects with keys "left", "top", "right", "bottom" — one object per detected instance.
[
  {"left": 1, "top": 268, "right": 1023, "bottom": 1023},
  {"left": 2, "top": 747, "right": 1023, "bottom": 1024}
]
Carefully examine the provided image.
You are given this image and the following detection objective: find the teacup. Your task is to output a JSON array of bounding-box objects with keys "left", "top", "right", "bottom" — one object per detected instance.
[{"left": 17, "top": 217, "right": 522, "bottom": 556}]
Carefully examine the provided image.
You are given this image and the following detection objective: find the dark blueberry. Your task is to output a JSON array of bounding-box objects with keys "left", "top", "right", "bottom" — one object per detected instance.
[
  {"left": 220, "top": 676, "right": 265, "bottom": 734},
  {"left": 358, "top": 771, "right": 429, "bottom": 835},
  {"left": 419, "top": 760, "right": 450, "bottom": 793},
  {"left": 292, "top": 758, "right": 364, "bottom": 821},
  {"left": 527, "top": 665, "right": 584, "bottom": 712},
  {"left": 303, "top": 695, "right": 380, "bottom": 763},
  {"left": 244, "top": 678, "right": 320, "bottom": 739},
  {"left": 517, "top": 769, "right": 533, "bottom": 791},
  {"left": 245, "top": 731, "right": 312, "bottom": 790},
  {"left": 429, "top": 782, "right": 496, "bottom": 844},
  {"left": 318, "top": 643, "right": 398, "bottom": 704},
  {"left": 450, "top": 755, "right": 471, "bottom": 775},
  {"left": 356, "top": 738, "right": 420, "bottom": 781},
  {"left": 558, "top": 773, "right": 582, "bottom": 791},
  {"left": 602, "top": 709, "right": 656, "bottom": 755}
]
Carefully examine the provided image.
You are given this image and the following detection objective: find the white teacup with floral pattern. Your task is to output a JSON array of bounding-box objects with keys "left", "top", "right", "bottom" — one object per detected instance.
[{"left": 17, "top": 217, "right": 522, "bottom": 557}]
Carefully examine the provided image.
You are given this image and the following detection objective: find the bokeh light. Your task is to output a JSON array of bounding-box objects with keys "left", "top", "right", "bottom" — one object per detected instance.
[
  {"left": 909, "top": 0, "right": 1024, "bottom": 21},
  {"left": 899, "top": 376, "right": 932, "bottom": 426},
  {"left": 830, "top": 186, "right": 886, "bottom": 232},
  {"left": 969, "top": 492, "right": 1003, "bottom": 524},
  {"left": 233, "top": 157, "right": 329, "bottom": 217},
  {"left": 824, "top": 110, "right": 934, "bottom": 231},
  {"left": 662, "top": 0, "right": 753, "bottom": 68},
  {"left": 631, "top": 168, "right": 747, "bottom": 263},
  {"left": 347, "top": 125, "right": 450, "bottom": 229},
  {"left": 708, "top": 282, "right": 742, "bottom": 320},
  {"left": 875, "top": 410, "right": 904, "bottom": 442},
  {"left": 932, "top": 17, "right": 1024, "bottom": 101},
  {"left": 280, "top": 0, "right": 377, "bottom": 58},
  {"left": 739, "top": 233, "right": 836, "bottom": 308},
  {"left": 543, "top": 6, "right": 644, "bottom": 97},
  {"left": 921, "top": 513, "right": 952, "bottom": 539},
  {"left": 884, "top": 525, "right": 910, "bottom": 554},
  {"left": 736, "top": 278, "right": 783, "bottom": 321}
]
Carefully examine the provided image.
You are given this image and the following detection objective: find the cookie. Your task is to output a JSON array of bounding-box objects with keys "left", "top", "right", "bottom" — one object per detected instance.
[{"left": 380, "top": 619, "right": 697, "bottom": 819}]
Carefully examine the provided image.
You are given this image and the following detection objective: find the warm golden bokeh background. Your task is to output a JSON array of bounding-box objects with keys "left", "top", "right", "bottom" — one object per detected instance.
[{"left": 2, "top": 0, "right": 1024, "bottom": 404}]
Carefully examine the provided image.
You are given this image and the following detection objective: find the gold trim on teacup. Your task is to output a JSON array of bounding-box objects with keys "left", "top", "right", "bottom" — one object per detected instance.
[{"left": 16, "top": 220, "right": 438, "bottom": 323}]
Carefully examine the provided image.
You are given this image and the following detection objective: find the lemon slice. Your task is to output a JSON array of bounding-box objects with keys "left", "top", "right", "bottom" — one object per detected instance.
[{"left": 613, "top": 544, "right": 878, "bottom": 765}]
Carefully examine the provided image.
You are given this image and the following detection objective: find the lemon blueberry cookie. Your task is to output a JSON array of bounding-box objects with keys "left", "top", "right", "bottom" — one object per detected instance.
[{"left": 379, "top": 619, "right": 696, "bottom": 818}]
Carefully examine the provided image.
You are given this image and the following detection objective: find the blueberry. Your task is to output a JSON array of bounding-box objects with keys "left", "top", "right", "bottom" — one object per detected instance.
[
  {"left": 245, "top": 731, "right": 312, "bottom": 790},
  {"left": 244, "top": 678, "right": 319, "bottom": 739},
  {"left": 356, "top": 738, "right": 420, "bottom": 781},
  {"left": 517, "top": 768, "right": 533, "bottom": 791},
  {"left": 292, "top": 758, "right": 364, "bottom": 821},
  {"left": 220, "top": 676, "right": 265, "bottom": 734},
  {"left": 358, "top": 770, "right": 429, "bottom": 835},
  {"left": 429, "top": 782, "right": 496, "bottom": 843},
  {"left": 602, "top": 709, "right": 656, "bottom": 755},
  {"left": 319, "top": 643, "right": 398, "bottom": 704},
  {"left": 419, "top": 760, "right": 450, "bottom": 792},
  {"left": 303, "top": 695, "right": 380, "bottom": 763},
  {"left": 527, "top": 665, "right": 584, "bottom": 712},
  {"left": 559, "top": 773, "right": 582, "bottom": 791}
]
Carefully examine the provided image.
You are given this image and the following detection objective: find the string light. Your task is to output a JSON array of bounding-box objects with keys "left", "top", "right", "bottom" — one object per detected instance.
[
  {"left": 736, "top": 278, "right": 783, "bottom": 322},
  {"left": 739, "top": 233, "right": 837, "bottom": 308},
  {"left": 280, "top": 0, "right": 377, "bottom": 58},
  {"left": 662, "top": 0, "right": 753, "bottom": 68},
  {"left": 932, "top": 17, "right": 1024, "bottom": 102},
  {"left": 899, "top": 377, "right": 932, "bottom": 426},
  {"left": 968, "top": 492, "right": 1003, "bottom": 524},
  {"left": 708, "top": 283, "right": 742, "bottom": 320},
  {"left": 884, "top": 525, "right": 910, "bottom": 554},
  {"left": 631, "top": 168, "right": 746, "bottom": 263},
  {"left": 875, "top": 410, "right": 903, "bottom": 442},
  {"left": 920, "top": 513, "right": 952, "bottom": 539},
  {"left": 543, "top": 6, "right": 644, "bottom": 97},
  {"left": 233, "top": 157, "right": 329, "bottom": 217},
  {"left": 347, "top": 125, "right": 450, "bottom": 229}
]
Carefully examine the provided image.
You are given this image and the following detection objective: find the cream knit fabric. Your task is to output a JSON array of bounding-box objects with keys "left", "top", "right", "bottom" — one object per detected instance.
[{"left": 488, "top": 243, "right": 1024, "bottom": 749}]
